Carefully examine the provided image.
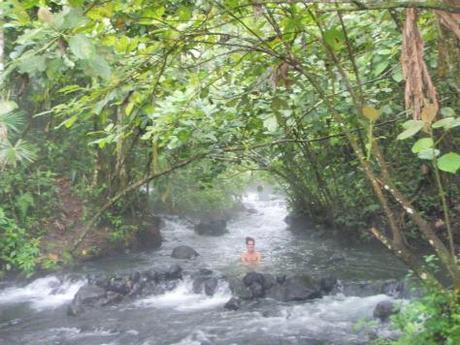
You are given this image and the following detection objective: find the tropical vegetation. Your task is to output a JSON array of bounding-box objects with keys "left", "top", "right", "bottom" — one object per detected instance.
[{"left": 0, "top": 0, "right": 459, "bottom": 342}]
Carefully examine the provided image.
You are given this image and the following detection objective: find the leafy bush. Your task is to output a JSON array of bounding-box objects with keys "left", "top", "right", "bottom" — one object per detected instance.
[
  {"left": 0, "top": 208, "right": 40, "bottom": 274},
  {"left": 380, "top": 288, "right": 460, "bottom": 345},
  {"left": 0, "top": 168, "right": 58, "bottom": 229}
]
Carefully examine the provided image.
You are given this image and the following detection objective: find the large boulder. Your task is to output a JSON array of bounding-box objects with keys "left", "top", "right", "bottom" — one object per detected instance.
[
  {"left": 126, "top": 215, "right": 164, "bottom": 251},
  {"left": 133, "top": 223, "right": 162, "bottom": 249},
  {"left": 229, "top": 278, "right": 252, "bottom": 300},
  {"left": 319, "top": 276, "right": 338, "bottom": 294},
  {"left": 73, "top": 284, "right": 107, "bottom": 304},
  {"left": 194, "top": 219, "right": 228, "bottom": 236},
  {"left": 373, "top": 300, "right": 398, "bottom": 322},
  {"left": 242, "top": 272, "right": 268, "bottom": 298},
  {"left": 67, "top": 284, "right": 113, "bottom": 316},
  {"left": 71, "top": 264, "right": 185, "bottom": 315},
  {"left": 281, "top": 275, "right": 321, "bottom": 301},
  {"left": 171, "top": 245, "right": 199, "bottom": 259},
  {"left": 153, "top": 264, "right": 183, "bottom": 281},
  {"left": 230, "top": 272, "right": 322, "bottom": 303}
]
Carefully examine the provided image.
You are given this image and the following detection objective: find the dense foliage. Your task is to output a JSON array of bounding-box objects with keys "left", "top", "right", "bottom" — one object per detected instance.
[
  {"left": 0, "top": 0, "right": 459, "bottom": 339},
  {"left": 375, "top": 288, "right": 460, "bottom": 345}
]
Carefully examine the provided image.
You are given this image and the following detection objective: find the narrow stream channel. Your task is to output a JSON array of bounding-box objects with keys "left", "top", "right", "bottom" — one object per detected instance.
[{"left": 0, "top": 191, "right": 409, "bottom": 345}]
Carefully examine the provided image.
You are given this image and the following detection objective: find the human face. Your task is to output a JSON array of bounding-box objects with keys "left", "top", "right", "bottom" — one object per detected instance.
[{"left": 246, "top": 240, "right": 255, "bottom": 253}]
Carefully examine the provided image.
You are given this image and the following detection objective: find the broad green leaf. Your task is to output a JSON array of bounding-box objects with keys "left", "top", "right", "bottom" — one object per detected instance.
[
  {"left": 224, "top": 0, "right": 240, "bottom": 7},
  {"left": 440, "top": 107, "right": 455, "bottom": 117},
  {"left": 0, "top": 101, "right": 18, "bottom": 115},
  {"left": 450, "top": 118, "right": 460, "bottom": 129},
  {"left": 61, "top": 8, "right": 88, "bottom": 29},
  {"left": 86, "top": 3, "right": 113, "bottom": 20},
  {"left": 56, "top": 115, "right": 77, "bottom": 129},
  {"left": 437, "top": 152, "right": 460, "bottom": 174},
  {"left": 392, "top": 68, "right": 403, "bottom": 82},
  {"left": 411, "top": 138, "right": 433, "bottom": 153},
  {"left": 125, "top": 101, "right": 135, "bottom": 116},
  {"left": 64, "top": 115, "right": 78, "bottom": 128},
  {"left": 85, "top": 56, "right": 112, "bottom": 79},
  {"left": 432, "top": 117, "right": 454, "bottom": 129},
  {"left": 18, "top": 55, "right": 46, "bottom": 74},
  {"left": 324, "top": 28, "right": 344, "bottom": 51},
  {"left": 374, "top": 60, "right": 389, "bottom": 76},
  {"left": 115, "top": 36, "right": 130, "bottom": 53},
  {"left": 417, "top": 148, "right": 440, "bottom": 160},
  {"left": 7, "top": 0, "right": 30, "bottom": 24},
  {"left": 362, "top": 106, "right": 379, "bottom": 121},
  {"left": 69, "top": 35, "right": 96, "bottom": 60},
  {"left": 397, "top": 120, "right": 424, "bottom": 140},
  {"left": 177, "top": 6, "right": 192, "bottom": 21}
]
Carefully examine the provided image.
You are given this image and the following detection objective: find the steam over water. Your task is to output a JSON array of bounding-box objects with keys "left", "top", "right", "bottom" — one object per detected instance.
[{"left": 0, "top": 190, "right": 408, "bottom": 345}]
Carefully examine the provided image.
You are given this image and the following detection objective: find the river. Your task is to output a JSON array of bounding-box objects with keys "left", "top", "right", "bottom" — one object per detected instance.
[{"left": 0, "top": 191, "right": 409, "bottom": 345}]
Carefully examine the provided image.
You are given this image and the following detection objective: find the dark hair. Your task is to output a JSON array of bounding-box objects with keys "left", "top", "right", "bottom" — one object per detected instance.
[{"left": 245, "top": 236, "right": 255, "bottom": 244}]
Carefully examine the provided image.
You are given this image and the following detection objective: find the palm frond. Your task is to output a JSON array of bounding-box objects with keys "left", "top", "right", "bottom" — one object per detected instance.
[
  {"left": 0, "top": 111, "right": 25, "bottom": 133},
  {"left": 0, "top": 139, "right": 37, "bottom": 169}
]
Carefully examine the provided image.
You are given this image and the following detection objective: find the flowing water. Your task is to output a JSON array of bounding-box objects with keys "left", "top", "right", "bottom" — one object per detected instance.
[{"left": 0, "top": 191, "right": 409, "bottom": 345}]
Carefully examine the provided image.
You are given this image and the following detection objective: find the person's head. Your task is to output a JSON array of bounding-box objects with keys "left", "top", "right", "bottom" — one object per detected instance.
[{"left": 245, "top": 236, "right": 255, "bottom": 253}]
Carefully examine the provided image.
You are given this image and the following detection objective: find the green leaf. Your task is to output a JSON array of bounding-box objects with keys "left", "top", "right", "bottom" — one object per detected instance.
[
  {"left": 374, "top": 60, "right": 389, "bottom": 76},
  {"left": 58, "top": 85, "right": 83, "bottom": 94},
  {"left": 55, "top": 115, "right": 78, "bottom": 129},
  {"left": 362, "top": 106, "right": 379, "bottom": 121},
  {"left": 450, "top": 118, "right": 460, "bottom": 129},
  {"left": 61, "top": 8, "right": 88, "bottom": 29},
  {"left": 0, "top": 101, "right": 18, "bottom": 115},
  {"left": 411, "top": 138, "right": 433, "bottom": 153},
  {"left": 324, "top": 29, "right": 343, "bottom": 49},
  {"left": 7, "top": 0, "right": 30, "bottom": 24},
  {"left": 68, "top": 35, "right": 96, "bottom": 60},
  {"left": 417, "top": 148, "right": 440, "bottom": 160},
  {"left": 392, "top": 68, "right": 403, "bottom": 82},
  {"left": 18, "top": 55, "right": 47, "bottom": 74},
  {"left": 397, "top": 120, "right": 424, "bottom": 140},
  {"left": 437, "top": 152, "right": 460, "bottom": 174},
  {"left": 432, "top": 117, "right": 454, "bottom": 129},
  {"left": 68, "top": 0, "right": 85, "bottom": 6},
  {"left": 115, "top": 36, "right": 130, "bottom": 53},
  {"left": 177, "top": 6, "right": 192, "bottom": 21},
  {"left": 64, "top": 115, "right": 78, "bottom": 128},
  {"left": 125, "top": 101, "right": 135, "bottom": 116},
  {"left": 324, "top": 28, "right": 344, "bottom": 51},
  {"left": 85, "top": 56, "right": 112, "bottom": 79},
  {"left": 440, "top": 107, "right": 455, "bottom": 117}
]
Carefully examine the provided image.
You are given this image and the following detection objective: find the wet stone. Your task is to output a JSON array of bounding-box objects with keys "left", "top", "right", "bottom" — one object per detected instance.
[{"left": 171, "top": 245, "right": 199, "bottom": 259}]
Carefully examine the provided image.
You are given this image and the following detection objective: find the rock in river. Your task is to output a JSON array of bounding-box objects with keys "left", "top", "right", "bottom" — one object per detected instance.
[{"left": 171, "top": 245, "right": 199, "bottom": 259}]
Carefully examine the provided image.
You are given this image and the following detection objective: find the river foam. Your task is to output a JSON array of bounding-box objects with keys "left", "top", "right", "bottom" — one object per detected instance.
[
  {"left": 134, "top": 277, "right": 231, "bottom": 311},
  {"left": 0, "top": 275, "right": 85, "bottom": 311}
]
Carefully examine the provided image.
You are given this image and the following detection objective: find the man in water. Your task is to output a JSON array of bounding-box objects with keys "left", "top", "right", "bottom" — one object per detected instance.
[{"left": 241, "top": 236, "right": 261, "bottom": 265}]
